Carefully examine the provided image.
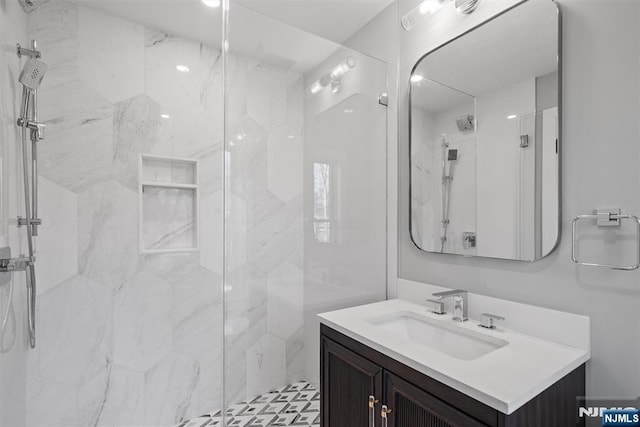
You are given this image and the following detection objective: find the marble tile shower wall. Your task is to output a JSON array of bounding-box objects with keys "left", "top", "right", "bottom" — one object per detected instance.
[{"left": 22, "top": 1, "right": 304, "bottom": 426}]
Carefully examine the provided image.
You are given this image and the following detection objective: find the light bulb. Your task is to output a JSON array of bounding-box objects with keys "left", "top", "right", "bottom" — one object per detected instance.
[
  {"left": 329, "top": 57, "right": 356, "bottom": 80},
  {"left": 202, "top": 0, "right": 221, "bottom": 7},
  {"left": 402, "top": 1, "right": 444, "bottom": 31},
  {"left": 309, "top": 81, "right": 323, "bottom": 95},
  {"left": 176, "top": 65, "right": 190, "bottom": 72}
]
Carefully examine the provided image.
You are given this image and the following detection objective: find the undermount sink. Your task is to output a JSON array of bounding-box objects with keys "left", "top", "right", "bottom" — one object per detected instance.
[{"left": 367, "top": 311, "right": 508, "bottom": 361}]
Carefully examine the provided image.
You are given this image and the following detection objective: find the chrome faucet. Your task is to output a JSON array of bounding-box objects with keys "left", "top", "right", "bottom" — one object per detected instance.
[{"left": 432, "top": 290, "right": 468, "bottom": 322}]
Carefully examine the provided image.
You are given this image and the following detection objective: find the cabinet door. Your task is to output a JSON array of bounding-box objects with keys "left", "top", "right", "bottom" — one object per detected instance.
[
  {"left": 384, "top": 372, "right": 489, "bottom": 427},
  {"left": 321, "top": 336, "right": 383, "bottom": 427}
]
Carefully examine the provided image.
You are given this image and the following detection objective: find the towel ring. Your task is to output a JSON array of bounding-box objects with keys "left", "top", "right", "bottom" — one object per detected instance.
[{"left": 571, "top": 212, "right": 640, "bottom": 271}]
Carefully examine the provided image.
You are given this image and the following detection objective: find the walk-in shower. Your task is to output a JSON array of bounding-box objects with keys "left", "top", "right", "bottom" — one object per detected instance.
[
  {"left": 0, "top": 0, "right": 389, "bottom": 424},
  {"left": 0, "top": 40, "right": 46, "bottom": 350}
]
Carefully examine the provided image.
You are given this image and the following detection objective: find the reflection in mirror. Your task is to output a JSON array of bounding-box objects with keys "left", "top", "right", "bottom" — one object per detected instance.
[{"left": 409, "top": 0, "right": 560, "bottom": 261}]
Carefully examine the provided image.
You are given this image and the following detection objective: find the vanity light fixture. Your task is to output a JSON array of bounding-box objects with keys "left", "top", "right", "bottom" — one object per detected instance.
[
  {"left": 309, "top": 80, "right": 323, "bottom": 95},
  {"left": 308, "top": 57, "right": 356, "bottom": 95},
  {"left": 329, "top": 57, "right": 356, "bottom": 81},
  {"left": 202, "top": 0, "right": 221, "bottom": 7},
  {"left": 160, "top": 114, "right": 171, "bottom": 119},
  {"left": 455, "top": 0, "right": 479, "bottom": 14},
  {"left": 507, "top": 114, "right": 517, "bottom": 119},
  {"left": 176, "top": 65, "right": 190, "bottom": 72},
  {"left": 402, "top": 1, "right": 445, "bottom": 31},
  {"left": 402, "top": 0, "right": 480, "bottom": 31}
]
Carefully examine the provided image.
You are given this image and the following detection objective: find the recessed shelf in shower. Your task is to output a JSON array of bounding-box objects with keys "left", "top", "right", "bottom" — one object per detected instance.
[{"left": 138, "top": 154, "right": 199, "bottom": 254}]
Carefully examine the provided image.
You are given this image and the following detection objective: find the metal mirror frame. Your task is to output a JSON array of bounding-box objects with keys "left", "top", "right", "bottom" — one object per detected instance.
[{"left": 408, "top": 0, "right": 563, "bottom": 261}]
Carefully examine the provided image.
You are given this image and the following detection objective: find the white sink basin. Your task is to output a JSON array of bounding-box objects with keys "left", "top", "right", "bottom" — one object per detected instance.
[{"left": 367, "top": 311, "right": 508, "bottom": 360}]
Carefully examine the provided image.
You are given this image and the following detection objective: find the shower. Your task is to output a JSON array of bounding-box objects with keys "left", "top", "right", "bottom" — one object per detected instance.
[{"left": 0, "top": 40, "right": 47, "bottom": 350}]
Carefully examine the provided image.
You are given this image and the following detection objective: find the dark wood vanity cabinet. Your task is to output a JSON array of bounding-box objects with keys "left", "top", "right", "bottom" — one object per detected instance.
[
  {"left": 321, "top": 324, "right": 586, "bottom": 427},
  {"left": 321, "top": 336, "right": 383, "bottom": 427}
]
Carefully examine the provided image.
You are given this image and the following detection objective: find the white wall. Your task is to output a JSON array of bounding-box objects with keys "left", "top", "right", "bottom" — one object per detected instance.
[{"left": 398, "top": 0, "right": 640, "bottom": 399}]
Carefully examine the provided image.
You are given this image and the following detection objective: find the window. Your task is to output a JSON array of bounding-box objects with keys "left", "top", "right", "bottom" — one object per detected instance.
[{"left": 313, "top": 162, "right": 332, "bottom": 243}]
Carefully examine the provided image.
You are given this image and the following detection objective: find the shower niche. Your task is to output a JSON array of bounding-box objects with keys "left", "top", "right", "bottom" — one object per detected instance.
[
  {"left": 409, "top": 0, "right": 561, "bottom": 261},
  {"left": 138, "top": 154, "right": 199, "bottom": 254}
]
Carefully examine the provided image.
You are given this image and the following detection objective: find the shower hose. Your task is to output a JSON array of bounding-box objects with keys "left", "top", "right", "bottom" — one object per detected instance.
[{"left": 0, "top": 274, "right": 16, "bottom": 353}]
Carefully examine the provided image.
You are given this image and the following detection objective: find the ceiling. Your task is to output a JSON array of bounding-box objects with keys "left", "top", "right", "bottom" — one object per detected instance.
[
  {"left": 71, "top": 0, "right": 393, "bottom": 73},
  {"left": 234, "top": 0, "right": 394, "bottom": 44}
]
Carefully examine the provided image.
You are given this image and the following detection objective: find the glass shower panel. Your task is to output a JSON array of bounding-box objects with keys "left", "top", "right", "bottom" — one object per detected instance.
[
  {"left": 0, "top": 1, "right": 224, "bottom": 426},
  {"left": 223, "top": 1, "right": 388, "bottom": 423}
]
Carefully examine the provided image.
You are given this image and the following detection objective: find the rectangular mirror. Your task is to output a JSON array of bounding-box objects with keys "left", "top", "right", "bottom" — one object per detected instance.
[{"left": 409, "top": 0, "right": 561, "bottom": 261}]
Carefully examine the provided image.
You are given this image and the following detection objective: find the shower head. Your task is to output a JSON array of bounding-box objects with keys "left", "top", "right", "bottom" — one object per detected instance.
[
  {"left": 17, "top": 0, "right": 49, "bottom": 13},
  {"left": 455, "top": 115, "right": 475, "bottom": 134},
  {"left": 448, "top": 149, "right": 458, "bottom": 161},
  {"left": 19, "top": 58, "right": 48, "bottom": 90}
]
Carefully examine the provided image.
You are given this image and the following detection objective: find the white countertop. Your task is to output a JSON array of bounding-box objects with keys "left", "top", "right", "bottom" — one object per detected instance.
[{"left": 318, "top": 298, "right": 591, "bottom": 415}]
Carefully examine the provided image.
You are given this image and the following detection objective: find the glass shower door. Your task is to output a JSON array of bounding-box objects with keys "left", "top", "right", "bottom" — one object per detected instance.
[{"left": 223, "top": 1, "right": 388, "bottom": 424}]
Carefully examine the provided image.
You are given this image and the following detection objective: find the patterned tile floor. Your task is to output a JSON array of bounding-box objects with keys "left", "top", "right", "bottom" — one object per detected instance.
[{"left": 178, "top": 382, "right": 320, "bottom": 427}]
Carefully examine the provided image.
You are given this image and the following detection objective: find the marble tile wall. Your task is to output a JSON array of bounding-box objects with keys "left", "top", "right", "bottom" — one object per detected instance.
[{"left": 21, "top": 1, "right": 305, "bottom": 425}]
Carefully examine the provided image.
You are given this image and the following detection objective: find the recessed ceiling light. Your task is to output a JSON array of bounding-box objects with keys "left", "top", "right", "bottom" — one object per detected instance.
[
  {"left": 507, "top": 114, "right": 517, "bottom": 119},
  {"left": 161, "top": 114, "right": 171, "bottom": 119},
  {"left": 176, "top": 65, "right": 190, "bottom": 72},
  {"left": 410, "top": 74, "right": 424, "bottom": 83},
  {"left": 202, "top": 0, "right": 221, "bottom": 7}
]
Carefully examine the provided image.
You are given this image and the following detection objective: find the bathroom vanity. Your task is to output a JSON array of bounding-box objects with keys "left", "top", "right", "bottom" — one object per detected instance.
[{"left": 319, "top": 297, "right": 590, "bottom": 427}]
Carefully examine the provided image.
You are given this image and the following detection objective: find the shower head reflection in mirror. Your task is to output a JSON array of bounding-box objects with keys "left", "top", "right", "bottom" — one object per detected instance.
[{"left": 17, "top": 0, "right": 49, "bottom": 13}]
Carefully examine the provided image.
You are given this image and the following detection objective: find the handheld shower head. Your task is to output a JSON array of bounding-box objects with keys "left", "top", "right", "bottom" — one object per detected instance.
[{"left": 19, "top": 58, "right": 48, "bottom": 90}]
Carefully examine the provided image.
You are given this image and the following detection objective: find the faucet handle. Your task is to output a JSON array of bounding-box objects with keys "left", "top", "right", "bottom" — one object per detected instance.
[
  {"left": 426, "top": 299, "right": 446, "bottom": 315},
  {"left": 479, "top": 313, "right": 505, "bottom": 329}
]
